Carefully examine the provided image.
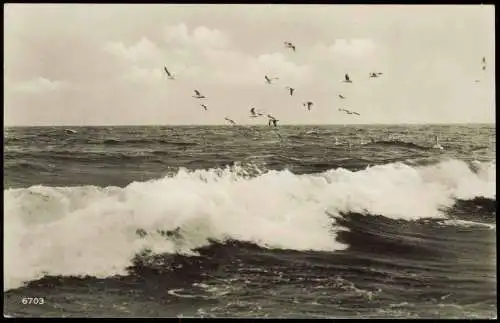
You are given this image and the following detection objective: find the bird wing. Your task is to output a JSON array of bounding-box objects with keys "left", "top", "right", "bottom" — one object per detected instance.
[
  {"left": 164, "top": 67, "right": 170, "bottom": 76},
  {"left": 194, "top": 90, "right": 201, "bottom": 96}
]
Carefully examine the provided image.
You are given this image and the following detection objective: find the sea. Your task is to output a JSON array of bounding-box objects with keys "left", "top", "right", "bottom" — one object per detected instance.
[{"left": 3, "top": 124, "right": 497, "bottom": 318}]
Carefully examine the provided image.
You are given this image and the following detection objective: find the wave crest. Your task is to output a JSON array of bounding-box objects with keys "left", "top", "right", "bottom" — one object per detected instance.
[{"left": 4, "top": 159, "right": 495, "bottom": 290}]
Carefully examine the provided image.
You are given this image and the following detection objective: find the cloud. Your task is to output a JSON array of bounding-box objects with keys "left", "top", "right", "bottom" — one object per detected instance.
[
  {"left": 103, "top": 25, "right": 231, "bottom": 83},
  {"left": 104, "top": 37, "right": 164, "bottom": 64},
  {"left": 9, "top": 77, "right": 68, "bottom": 94},
  {"left": 256, "top": 52, "right": 313, "bottom": 84},
  {"left": 191, "top": 49, "right": 313, "bottom": 87},
  {"left": 122, "top": 66, "right": 163, "bottom": 84},
  {"left": 164, "top": 23, "right": 229, "bottom": 49},
  {"left": 329, "top": 38, "right": 376, "bottom": 57},
  {"left": 103, "top": 25, "right": 312, "bottom": 87}
]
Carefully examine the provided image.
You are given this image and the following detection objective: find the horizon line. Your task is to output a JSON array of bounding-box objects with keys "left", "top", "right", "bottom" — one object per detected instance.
[{"left": 4, "top": 122, "right": 496, "bottom": 128}]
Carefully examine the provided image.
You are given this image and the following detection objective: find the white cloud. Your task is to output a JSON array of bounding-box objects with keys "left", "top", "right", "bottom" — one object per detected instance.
[
  {"left": 164, "top": 23, "right": 229, "bottom": 49},
  {"left": 102, "top": 27, "right": 312, "bottom": 87},
  {"left": 199, "top": 49, "right": 313, "bottom": 86},
  {"left": 123, "top": 66, "right": 163, "bottom": 83},
  {"left": 329, "top": 38, "right": 376, "bottom": 57},
  {"left": 103, "top": 37, "right": 164, "bottom": 64},
  {"left": 9, "top": 77, "right": 68, "bottom": 93},
  {"left": 257, "top": 52, "right": 312, "bottom": 84}
]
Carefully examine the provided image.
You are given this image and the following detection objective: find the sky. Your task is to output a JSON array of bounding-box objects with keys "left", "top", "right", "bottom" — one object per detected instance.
[{"left": 4, "top": 4, "right": 495, "bottom": 126}]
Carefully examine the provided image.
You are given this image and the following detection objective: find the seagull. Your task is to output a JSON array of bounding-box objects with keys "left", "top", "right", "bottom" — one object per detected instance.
[
  {"left": 482, "top": 57, "right": 487, "bottom": 70},
  {"left": 164, "top": 66, "right": 175, "bottom": 80},
  {"left": 200, "top": 104, "right": 208, "bottom": 111},
  {"left": 285, "top": 86, "right": 295, "bottom": 96},
  {"left": 339, "top": 108, "right": 360, "bottom": 116},
  {"left": 192, "top": 90, "right": 206, "bottom": 99},
  {"left": 303, "top": 101, "right": 314, "bottom": 111},
  {"left": 250, "top": 107, "right": 264, "bottom": 118},
  {"left": 369, "top": 72, "right": 383, "bottom": 78},
  {"left": 224, "top": 117, "right": 237, "bottom": 125},
  {"left": 338, "top": 94, "right": 346, "bottom": 99},
  {"left": 343, "top": 73, "right": 352, "bottom": 83},
  {"left": 284, "top": 41, "right": 296, "bottom": 52},
  {"left": 267, "top": 114, "right": 279, "bottom": 127},
  {"left": 265, "top": 75, "right": 279, "bottom": 84}
]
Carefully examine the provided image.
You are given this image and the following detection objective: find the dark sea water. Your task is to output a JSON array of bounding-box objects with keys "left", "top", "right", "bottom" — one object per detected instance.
[{"left": 3, "top": 124, "right": 496, "bottom": 318}]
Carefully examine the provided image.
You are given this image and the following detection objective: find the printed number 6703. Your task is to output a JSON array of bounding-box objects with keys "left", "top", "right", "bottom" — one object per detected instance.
[{"left": 21, "top": 297, "right": 45, "bottom": 305}]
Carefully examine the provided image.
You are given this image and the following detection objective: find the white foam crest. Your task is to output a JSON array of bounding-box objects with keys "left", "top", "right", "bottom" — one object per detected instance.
[
  {"left": 322, "top": 159, "right": 495, "bottom": 221},
  {"left": 439, "top": 219, "right": 495, "bottom": 230},
  {"left": 4, "top": 159, "right": 495, "bottom": 290}
]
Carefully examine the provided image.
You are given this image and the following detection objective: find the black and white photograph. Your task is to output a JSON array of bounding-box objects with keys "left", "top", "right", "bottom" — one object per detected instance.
[{"left": 4, "top": 4, "right": 496, "bottom": 318}]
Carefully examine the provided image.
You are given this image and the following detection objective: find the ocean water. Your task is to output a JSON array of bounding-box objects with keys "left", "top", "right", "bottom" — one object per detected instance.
[{"left": 3, "top": 124, "right": 496, "bottom": 318}]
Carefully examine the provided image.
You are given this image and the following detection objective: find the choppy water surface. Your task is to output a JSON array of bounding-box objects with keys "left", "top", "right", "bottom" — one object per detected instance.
[{"left": 4, "top": 124, "right": 496, "bottom": 318}]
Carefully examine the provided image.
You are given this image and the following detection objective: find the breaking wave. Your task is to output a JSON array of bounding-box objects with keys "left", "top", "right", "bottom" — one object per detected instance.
[{"left": 4, "top": 159, "right": 495, "bottom": 291}]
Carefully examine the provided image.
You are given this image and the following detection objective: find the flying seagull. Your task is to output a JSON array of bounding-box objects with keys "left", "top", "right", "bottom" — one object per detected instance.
[
  {"left": 200, "top": 104, "right": 208, "bottom": 111},
  {"left": 267, "top": 114, "right": 279, "bottom": 127},
  {"left": 284, "top": 41, "right": 296, "bottom": 52},
  {"left": 303, "top": 101, "right": 314, "bottom": 111},
  {"left": 482, "top": 57, "right": 487, "bottom": 70},
  {"left": 265, "top": 75, "right": 279, "bottom": 84},
  {"left": 192, "top": 90, "right": 206, "bottom": 99},
  {"left": 338, "top": 94, "right": 346, "bottom": 99},
  {"left": 343, "top": 73, "right": 352, "bottom": 83},
  {"left": 250, "top": 107, "right": 264, "bottom": 118},
  {"left": 285, "top": 86, "right": 295, "bottom": 96},
  {"left": 339, "top": 108, "right": 360, "bottom": 116},
  {"left": 224, "top": 117, "right": 237, "bottom": 125},
  {"left": 164, "top": 66, "right": 175, "bottom": 80},
  {"left": 369, "top": 72, "right": 383, "bottom": 78}
]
